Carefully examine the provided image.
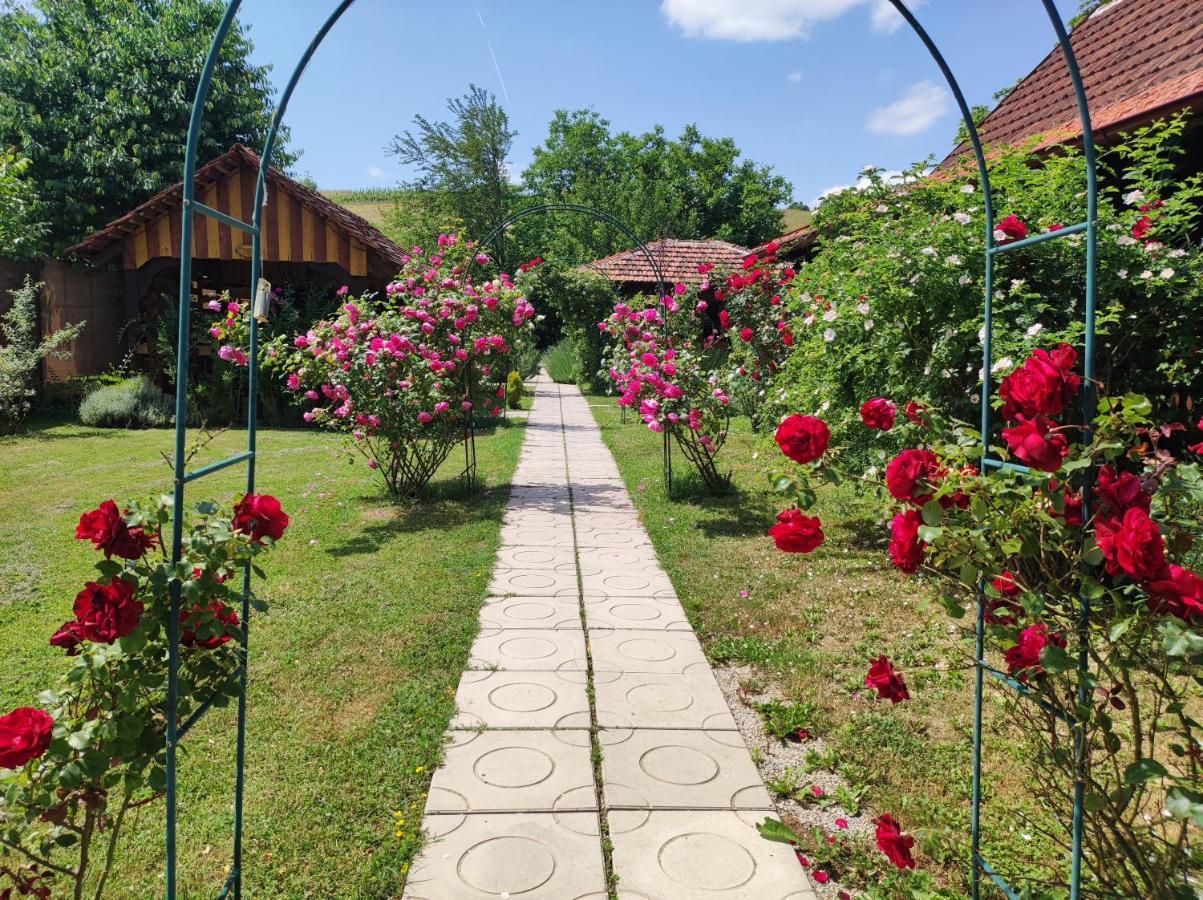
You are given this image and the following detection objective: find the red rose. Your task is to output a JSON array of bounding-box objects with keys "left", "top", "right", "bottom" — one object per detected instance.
[
  {"left": 904, "top": 400, "right": 927, "bottom": 426},
  {"left": 859, "top": 397, "right": 896, "bottom": 431},
  {"left": 75, "top": 500, "right": 158, "bottom": 560},
  {"left": 0, "top": 707, "right": 54, "bottom": 769},
  {"left": 1095, "top": 507, "right": 1166, "bottom": 581},
  {"left": 1132, "top": 215, "right": 1153, "bottom": 241},
  {"left": 774, "top": 415, "right": 830, "bottom": 464},
  {"left": 1002, "top": 417, "right": 1068, "bottom": 472},
  {"left": 232, "top": 494, "right": 290, "bottom": 544},
  {"left": 1094, "top": 465, "right": 1151, "bottom": 517},
  {"left": 886, "top": 449, "right": 943, "bottom": 505},
  {"left": 889, "top": 510, "right": 926, "bottom": 573},
  {"left": 995, "top": 214, "right": 1027, "bottom": 244},
  {"left": 769, "top": 509, "right": 824, "bottom": 554},
  {"left": 865, "top": 656, "right": 909, "bottom": 703},
  {"left": 1004, "top": 623, "right": 1066, "bottom": 683},
  {"left": 1145, "top": 565, "right": 1203, "bottom": 623},
  {"left": 991, "top": 571, "right": 1020, "bottom": 597},
  {"left": 738, "top": 327, "right": 754, "bottom": 342},
  {"left": 49, "top": 620, "right": 85, "bottom": 656},
  {"left": 718, "top": 309, "right": 731, "bottom": 330},
  {"left": 986, "top": 571, "right": 1023, "bottom": 625},
  {"left": 999, "top": 344, "right": 1080, "bottom": 422},
  {"left": 181, "top": 601, "right": 240, "bottom": 649},
  {"left": 873, "top": 814, "right": 916, "bottom": 869},
  {"left": 72, "top": 578, "right": 143, "bottom": 644}
]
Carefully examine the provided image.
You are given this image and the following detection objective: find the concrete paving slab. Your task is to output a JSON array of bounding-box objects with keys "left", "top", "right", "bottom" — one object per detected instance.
[
  {"left": 580, "top": 569, "right": 678, "bottom": 599},
  {"left": 404, "top": 812, "right": 607, "bottom": 900},
  {"left": 608, "top": 810, "right": 815, "bottom": 900},
  {"left": 594, "top": 673, "right": 739, "bottom": 730},
  {"left": 600, "top": 729, "right": 775, "bottom": 810},
  {"left": 451, "top": 670, "right": 591, "bottom": 729},
  {"left": 469, "top": 628, "right": 586, "bottom": 671},
  {"left": 424, "top": 729, "right": 596, "bottom": 815},
  {"left": 588, "top": 629, "right": 711, "bottom": 675},
  {"left": 494, "top": 546, "right": 578, "bottom": 570},
  {"left": 585, "top": 597, "right": 691, "bottom": 631},
  {"left": 488, "top": 568, "right": 580, "bottom": 597},
  {"left": 479, "top": 597, "right": 582, "bottom": 631}
]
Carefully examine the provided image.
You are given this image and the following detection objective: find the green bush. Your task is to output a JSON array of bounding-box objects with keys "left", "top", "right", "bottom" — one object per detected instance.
[
  {"left": 542, "top": 339, "right": 579, "bottom": 384},
  {"left": 78, "top": 376, "right": 174, "bottom": 428},
  {"left": 506, "top": 371, "right": 524, "bottom": 409},
  {"left": 514, "top": 344, "right": 542, "bottom": 380},
  {"left": 525, "top": 266, "right": 616, "bottom": 387},
  {"left": 1, "top": 277, "right": 84, "bottom": 431}
]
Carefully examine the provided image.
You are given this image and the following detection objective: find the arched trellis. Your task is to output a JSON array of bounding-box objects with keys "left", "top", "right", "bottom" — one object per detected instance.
[
  {"left": 167, "top": 2, "right": 1098, "bottom": 897},
  {"left": 477, "top": 202, "right": 674, "bottom": 481}
]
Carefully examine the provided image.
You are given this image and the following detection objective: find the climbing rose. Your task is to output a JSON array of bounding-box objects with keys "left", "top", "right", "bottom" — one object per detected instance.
[
  {"left": 998, "top": 344, "right": 1080, "bottom": 422},
  {"left": 865, "top": 656, "right": 909, "bottom": 703},
  {"left": 995, "top": 213, "right": 1028, "bottom": 244},
  {"left": 1094, "top": 465, "right": 1151, "bottom": 516},
  {"left": 888, "top": 510, "right": 926, "bottom": 573},
  {"left": 1145, "top": 565, "right": 1203, "bottom": 623},
  {"left": 0, "top": 708, "right": 54, "bottom": 770},
  {"left": 774, "top": 415, "right": 830, "bottom": 464},
  {"left": 232, "top": 494, "right": 290, "bottom": 544},
  {"left": 1002, "top": 417, "right": 1068, "bottom": 472},
  {"left": 991, "top": 570, "right": 1020, "bottom": 596},
  {"left": 873, "top": 814, "right": 916, "bottom": 869},
  {"left": 75, "top": 500, "right": 157, "bottom": 560},
  {"left": 1004, "top": 623, "right": 1066, "bottom": 683},
  {"left": 738, "top": 327, "right": 754, "bottom": 342},
  {"left": 49, "top": 620, "right": 85, "bottom": 656},
  {"left": 904, "top": 400, "right": 927, "bottom": 426},
  {"left": 181, "top": 602, "right": 240, "bottom": 649},
  {"left": 73, "top": 578, "right": 143, "bottom": 644},
  {"left": 1095, "top": 507, "right": 1166, "bottom": 581},
  {"left": 885, "top": 449, "right": 942, "bottom": 505},
  {"left": 859, "top": 397, "right": 896, "bottom": 431},
  {"left": 768, "top": 509, "right": 824, "bottom": 553},
  {"left": 986, "top": 571, "right": 1023, "bottom": 625}
]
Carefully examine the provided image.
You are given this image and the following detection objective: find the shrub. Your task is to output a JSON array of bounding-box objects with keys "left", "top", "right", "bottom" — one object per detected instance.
[
  {"left": 0, "top": 277, "right": 85, "bottom": 431},
  {"left": 524, "top": 265, "right": 616, "bottom": 386},
  {"left": 78, "top": 376, "right": 174, "bottom": 428},
  {"left": 514, "top": 344, "right": 542, "bottom": 380},
  {"left": 506, "top": 370, "right": 524, "bottom": 409},
  {"left": 543, "top": 338, "right": 579, "bottom": 384},
  {"left": 277, "top": 234, "right": 536, "bottom": 499}
]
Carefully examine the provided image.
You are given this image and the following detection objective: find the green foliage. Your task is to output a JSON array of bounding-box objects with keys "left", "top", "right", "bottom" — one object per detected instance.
[
  {"left": 0, "top": 150, "right": 44, "bottom": 258},
  {"left": 524, "top": 266, "right": 616, "bottom": 387},
  {"left": 754, "top": 698, "right": 822, "bottom": 740},
  {"left": 505, "top": 371, "right": 524, "bottom": 410},
  {"left": 387, "top": 85, "right": 517, "bottom": 247},
  {"left": 514, "top": 344, "right": 542, "bottom": 380},
  {"left": 0, "top": 0, "right": 291, "bottom": 252},
  {"left": 0, "top": 277, "right": 84, "bottom": 431},
  {"left": 542, "top": 339, "right": 579, "bottom": 384},
  {"left": 779, "top": 116, "right": 1203, "bottom": 465},
  {"left": 78, "top": 376, "right": 174, "bottom": 429},
  {"left": 518, "top": 109, "right": 791, "bottom": 260}
]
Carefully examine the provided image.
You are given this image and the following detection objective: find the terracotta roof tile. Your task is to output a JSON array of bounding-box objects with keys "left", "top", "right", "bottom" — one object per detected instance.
[
  {"left": 67, "top": 144, "right": 407, "bottom": 268},
  {"left": 941, "top": 0, "right": 1203, "bottom": 167},
  {"left": 753, "top": 225, "right": 818, "bottom": 256},
  {"left": 586, "top": 238, "right": 751, "bottom": 286}
]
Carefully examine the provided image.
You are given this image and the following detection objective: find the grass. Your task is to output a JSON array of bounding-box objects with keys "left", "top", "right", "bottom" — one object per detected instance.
[
  {"left": 0, "top": 415, "right": 527, "bottom": 897},
  {"left": 781, "top": 207, "right": 813, "bottom": 233},
  {"left": 322, "top": 189, "right": 408, "bottom": 229},
  {"left": 585, "top": 395, "right": 1062, "bottom": 897}
]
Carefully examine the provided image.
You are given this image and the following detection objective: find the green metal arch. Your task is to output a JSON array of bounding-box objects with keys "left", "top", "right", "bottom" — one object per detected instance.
[{"left": 169, "top": 3, "right": 1100, "bottom": 897}]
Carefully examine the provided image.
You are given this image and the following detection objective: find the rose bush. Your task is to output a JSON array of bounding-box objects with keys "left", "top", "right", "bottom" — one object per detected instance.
[
  {"left": 599, "top": 289, "right": 733, "bottom": 491},
  {"left": 0, "top": 494, "right": 287, "bottom": 898},
  {"left": 276, "top": 234, "right": 537, "bottom": 499},
  {"left": 766, "top": 340, "right": 1203, "bottom": 895}
]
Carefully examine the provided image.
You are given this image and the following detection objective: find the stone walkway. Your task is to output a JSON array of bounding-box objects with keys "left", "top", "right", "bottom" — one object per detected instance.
[{"left": 404, "top": 376, "right": 814, "bottom": 900}]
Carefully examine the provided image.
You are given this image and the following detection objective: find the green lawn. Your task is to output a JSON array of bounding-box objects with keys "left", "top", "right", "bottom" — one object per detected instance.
[
  {"left": 585, "top": 395, "right": 1060, "bottom": 897},
  {"left": 0, "top": 417, "right": 526, "bottom": 897}
]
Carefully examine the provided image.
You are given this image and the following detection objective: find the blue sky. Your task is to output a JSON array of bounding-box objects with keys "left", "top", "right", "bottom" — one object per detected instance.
[{"left": 239, "top": 0, "right": 1080, "bottom": 207}]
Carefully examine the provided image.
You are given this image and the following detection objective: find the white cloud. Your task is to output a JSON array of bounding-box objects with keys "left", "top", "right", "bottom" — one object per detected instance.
[
  {"left": 813, "top": 168, "right": 904, "bottom": 207},
  {"left": 786, "top": 70, "right": 802, "bottom": 83},
  {"left": 660, "top": 0, "right": 924, "bottom": 41},
  {"left": 866, "top": 79, "right": 950, "bottom": 136},
  {"left": 366, "top": 165, "right": 385, "bottom": 179},
  {"left": 869, "top": 0, "right": 925, "bottom": 35}
]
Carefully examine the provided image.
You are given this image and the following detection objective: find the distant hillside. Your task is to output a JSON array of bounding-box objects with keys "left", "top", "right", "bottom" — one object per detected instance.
[
  {"left": 781, "top": 207, "right": 813, "bottom": 232},
  {"left": 322, "top": 188, "right": 406, "bottom": 228}
]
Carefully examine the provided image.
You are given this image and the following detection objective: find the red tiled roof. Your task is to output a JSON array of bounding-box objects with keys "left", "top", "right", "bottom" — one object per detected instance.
[
  {"left": 67, "top": 144, "right": 407, "bottom": 268},
  {"left": 941, "top": 0, "right": 1203, "bottom": 168},
  {"left": 586, "top": 238, "right": 750, "bottom": 286},
  {"left": 753, "top": 225, "right": 818, "bottom": 257}
]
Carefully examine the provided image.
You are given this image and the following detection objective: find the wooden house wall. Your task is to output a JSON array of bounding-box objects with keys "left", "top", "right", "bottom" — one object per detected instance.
[{"left": 120, "top": 167, "right": 370, "bottom": 276}]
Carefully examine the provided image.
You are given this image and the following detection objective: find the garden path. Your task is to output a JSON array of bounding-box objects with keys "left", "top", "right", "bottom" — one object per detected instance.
[{"left": 403, "top": 374, "right": 814, "bottom": 899}]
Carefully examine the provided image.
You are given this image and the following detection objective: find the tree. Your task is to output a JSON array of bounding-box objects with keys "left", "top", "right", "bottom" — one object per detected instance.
[
  {"left": 521, "top": 110, "right": 791, "bottom": 261},
  {"left": 386, "top": 85, "right": 518, "bottom": 246},
  {"left": 0, "top": 0, "right": 291, "bottom": 253},
  {"left": 0, "top": 150, "right": 45, "bottom": 258}
]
